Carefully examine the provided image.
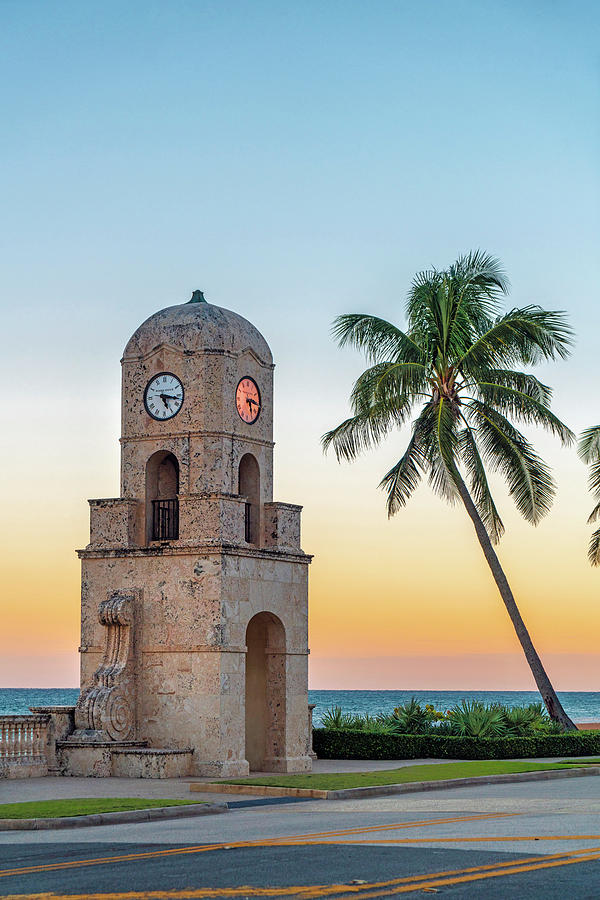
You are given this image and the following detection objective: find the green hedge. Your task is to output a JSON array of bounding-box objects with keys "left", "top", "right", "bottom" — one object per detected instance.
[{"left": 312, "top": 728, "right": 600, "bottom": 760}]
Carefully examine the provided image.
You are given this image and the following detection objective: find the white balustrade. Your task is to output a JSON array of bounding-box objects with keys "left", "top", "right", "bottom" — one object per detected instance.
[{"left": 0, "top": 715, "right": 50, "bottom": 774}]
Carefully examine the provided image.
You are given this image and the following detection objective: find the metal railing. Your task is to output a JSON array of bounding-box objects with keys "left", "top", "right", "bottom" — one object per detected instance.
[
  {"left": 151, "top": 498, "right": 179, "bottom": 541},
  {"left": 244, "top": 502, "right": 252, "bottom": 543}
]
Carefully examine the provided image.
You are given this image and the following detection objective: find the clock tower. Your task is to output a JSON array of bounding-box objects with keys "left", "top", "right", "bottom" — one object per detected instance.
[{"left": 68, "top": 291, "right": 312, "bottom": 777}]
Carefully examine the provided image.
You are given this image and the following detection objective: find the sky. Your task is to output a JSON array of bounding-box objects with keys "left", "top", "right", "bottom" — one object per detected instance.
[{"left": 1, "top": 0, "right": 599, "bottom": 691}]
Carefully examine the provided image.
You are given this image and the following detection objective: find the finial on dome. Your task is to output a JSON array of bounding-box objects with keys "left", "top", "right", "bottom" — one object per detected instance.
[{"left": 188, "top": 289, "right": 206, "bottom": 304}]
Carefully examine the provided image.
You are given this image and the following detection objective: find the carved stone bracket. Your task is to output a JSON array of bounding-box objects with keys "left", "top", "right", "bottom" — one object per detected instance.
[{"left": 73, "top": 591, "right": 138, "bottom": 741}]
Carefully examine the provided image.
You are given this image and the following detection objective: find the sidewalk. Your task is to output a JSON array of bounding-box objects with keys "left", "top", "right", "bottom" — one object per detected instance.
[
  {"left": 0, "top": 758, "right": 449, "bottom": 805},
  {"left": 3, "top": 755, "right": 599, "bottom": 806}
]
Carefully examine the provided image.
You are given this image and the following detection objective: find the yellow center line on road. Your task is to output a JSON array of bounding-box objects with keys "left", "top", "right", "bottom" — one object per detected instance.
[
  {"left": 278, "top": 832, "right": 600, "bottom": 846},
  {"left": 318, "top": 849, "right": 600, "bottom": 898},
  {"left": 2, "top": 846, "right": 600, "bottom": 899},
  {"left": 0, "top": 811, "right": 516, "bottom": 880}
]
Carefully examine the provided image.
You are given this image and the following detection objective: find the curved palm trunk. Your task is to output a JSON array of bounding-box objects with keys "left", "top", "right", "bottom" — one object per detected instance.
[{"left": 455, "top": 471, "right": 576, "bottom": 730}]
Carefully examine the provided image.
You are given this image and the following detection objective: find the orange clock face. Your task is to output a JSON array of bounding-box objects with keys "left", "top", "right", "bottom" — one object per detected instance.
[{"left": 236, "top": 377, "right": 261, "bottom": 423}]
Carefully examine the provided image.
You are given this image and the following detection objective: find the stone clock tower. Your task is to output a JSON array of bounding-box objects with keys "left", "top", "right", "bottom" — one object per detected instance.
[{"left": 66, "top": 291, "right": 312, "bottom": 777}]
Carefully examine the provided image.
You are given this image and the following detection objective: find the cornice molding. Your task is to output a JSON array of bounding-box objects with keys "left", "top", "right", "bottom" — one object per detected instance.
[
  {"left": 121, "top": 342, "right": 274, "bottom": 369},
  {"left": 119, "top": 431, "right": 275, "bottom": 448},
  {"left": 77, "top": 543, "right": 312, "bottom": 563}
]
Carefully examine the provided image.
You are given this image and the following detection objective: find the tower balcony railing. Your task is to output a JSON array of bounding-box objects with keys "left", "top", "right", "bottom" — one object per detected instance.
[
  {"left": 151, "top": 498, "right": 179, "bottom": 541},
  {"left": 244, "top": 502, "right": 252, "bottom": 543}
]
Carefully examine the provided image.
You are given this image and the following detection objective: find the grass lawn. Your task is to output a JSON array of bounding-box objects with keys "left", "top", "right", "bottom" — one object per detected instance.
[
  {"left": 222, "top": 759, "right": 600, "bottom": 791},
  {"left": 562, "top": 758, "right": 600, "bottom": 765},
  {"left": 0, "top": 798, "right": 205, "bottom": 820}
]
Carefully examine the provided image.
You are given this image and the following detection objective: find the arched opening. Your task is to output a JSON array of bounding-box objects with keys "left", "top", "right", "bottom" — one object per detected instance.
[
  {"left": 245, "top": 612, "right": 286, "bottom": 771},
  {"left": 145, "top": 451, "right": 179, "bottom": 542},
  {"left": 238, "top": 453, "right": 260, "bottom": 545}
]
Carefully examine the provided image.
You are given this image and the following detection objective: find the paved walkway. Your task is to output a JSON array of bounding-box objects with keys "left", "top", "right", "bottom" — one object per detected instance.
[
  {"left": 0, "top": 758, "right": 452, "bottom": 805},
  {"left": 4, "top": 756, "right": 600, "bottom": 807}
]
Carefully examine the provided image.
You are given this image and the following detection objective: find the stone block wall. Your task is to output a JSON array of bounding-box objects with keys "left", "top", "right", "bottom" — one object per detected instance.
[
  {"left": 88, "top": 499, "right": 139, "bottom": 549},
  {"left": 263, "top": 502, "right": 302, "bottom": 551}
]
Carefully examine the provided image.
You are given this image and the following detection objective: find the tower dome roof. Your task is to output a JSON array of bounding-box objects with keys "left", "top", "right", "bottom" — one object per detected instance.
[{"left": 123, "top": 292, "right": 273, "bottom": 365}]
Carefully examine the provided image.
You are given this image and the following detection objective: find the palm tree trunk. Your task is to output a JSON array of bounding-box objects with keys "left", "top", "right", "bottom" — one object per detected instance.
[{"left": 454, "top": 470, "right": 576, "bottom": 730}]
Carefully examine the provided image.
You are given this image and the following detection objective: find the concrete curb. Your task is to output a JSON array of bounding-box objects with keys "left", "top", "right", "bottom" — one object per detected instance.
[
  {"left": 0, "top": 802, "right": 228, "bottom": 831},
  {"left": 190, "top": 765, "right": 600, "bottom": 802},
  {"left": 190, "top": 782, "right": 329, "bottom": 799},
  {"left": 325, "top": 765, "right": 600, "bottom": 799}
]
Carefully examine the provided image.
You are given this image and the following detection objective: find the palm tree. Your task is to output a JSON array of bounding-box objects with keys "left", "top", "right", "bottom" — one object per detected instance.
[
  {"left": 323, "top": 251, "right": 576, "bottom": 729},
  {"left": 577, "top": 426, "right": 600, "bottom": 565}
]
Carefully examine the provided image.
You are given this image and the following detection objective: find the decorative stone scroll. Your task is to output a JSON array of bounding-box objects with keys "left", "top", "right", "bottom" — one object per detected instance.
[{"left": 73, "top": 591, "right": 137, "bottom": 741}]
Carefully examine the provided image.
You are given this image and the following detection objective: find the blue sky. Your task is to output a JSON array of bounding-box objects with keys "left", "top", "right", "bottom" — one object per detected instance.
[
  {"left": 2, "top": 1, "right": 600, "bottom": 687},
  {"left": 3, "top": 0, "right": 598, "bottom": 460}
]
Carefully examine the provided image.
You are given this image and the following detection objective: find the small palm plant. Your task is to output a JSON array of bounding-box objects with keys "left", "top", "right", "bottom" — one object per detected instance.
[
  {"left": 446, "top": 700, "right": 508, "bottom": 738},
  {"left": 577, "top": 426, "right": 600, "bottom": 565},
  {"left": 323, "top": 251, "right": 576, "bottom": 729},
  {"left": 361, "top": 714, "right": 395, "bottom": 734},
  {"left": 501, "top": 703, "right": 546, "bottom": 736},
  {"left": 388, "top": 698, "right": 437, "bottom": 734},
  {"left": 320, "top": 705, "right": 358, "bottom": 730}
]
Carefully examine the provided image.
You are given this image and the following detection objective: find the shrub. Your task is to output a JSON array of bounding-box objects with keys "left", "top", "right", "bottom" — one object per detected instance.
[
  {"left": 362, "top": 714, "right": 395, "bottom": 734},
  {"left": 319, "top": 701, "right": 572, "bottom": 738},
  {"left": 501, "top": 702, "right": 547, "bottom": 736},
  {"left": 320, "top": 706, "right": 361, "bottom": 731},
  {"left": 312, "top": 728, "right": 600, "bottom": 761},
  {"left": 446, "top": 700, "right": 508, "bottom": 738},
  {"left": 385, "top": 698, "right": 440, "bottom": 735}
]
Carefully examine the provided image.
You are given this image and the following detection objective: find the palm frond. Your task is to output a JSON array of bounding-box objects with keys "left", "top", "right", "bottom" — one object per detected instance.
[
  {"left": 578, "top": 426, "right": 600, "bottom": 463},
  {"left": 468, "top": 382, "right": 573, "bottom": 445},
  {"left": 589, "top": 528, "right": 600, "bottom": 566},
  {"left": 466, "top": 369, "right": 552, "bottom": 405},
  {"left": 587, "top": 498, "right": 600, "bottom": 525},
  {"left": 426, "top": 397, "right": 461, "bottom": 502},
  {"left": 465, "top": 400, "right": 555, "bottom": 525},
  {"left": 449, "top": 249, "right": 510, "bottom": 296},
  {"left": 407, "top": 252, "right": 509, "bottom": 373},
  {"left": 321, "top": 399, "right": 408, "bottom": 462},
  {"left": 586, "top": 459, "right": 600, "bottom": 508},
  {"left": 458, "top": 427, "right": 505, "bottom": 543},
  {"left": 447, "top": 251, "right": 509, "bottom": 348},
  {"left": 350, "top": 361, "right": 428, "bottom": 413},
  {"left": 405, "top": 271, "right": 446, "bottom": 355},
  {"left": 379, "top": 400, "right": 460, "bottom": 515},
  {"left": 577, "top": 428, "right": 600, "bottom": 567},
  {"left": 379, "top": 427, "right": 426, "bottom": 517},
  {"left": 331, "top": 314, "right": 425, "bottom": 364},
  {"left": 459, "top": 307, "right": 573, "bottom": 371}
]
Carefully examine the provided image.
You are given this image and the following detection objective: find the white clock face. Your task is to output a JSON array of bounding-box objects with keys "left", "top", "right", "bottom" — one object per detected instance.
[{"left": 144, "top": 372, "right": 184, "bottom": 420}]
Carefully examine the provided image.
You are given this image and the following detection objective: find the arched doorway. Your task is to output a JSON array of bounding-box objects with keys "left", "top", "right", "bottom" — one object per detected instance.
[
  {"left": 145, "top": 451, "right": 179, "bottom": 542},
  {"left": 245, "top": 612, "right": 286, "bottom": 771},
  {"left": 238, "top": 453, "right": 260, "bottom": 545}
]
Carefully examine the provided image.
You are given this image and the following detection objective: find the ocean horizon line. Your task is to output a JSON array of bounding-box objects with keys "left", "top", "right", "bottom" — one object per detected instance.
[
  {"left": 2, "top": 686, "right": 600, "bottom": 693},
  {"left": 2, "top": 687, "right": 600, "bottom": 725}
]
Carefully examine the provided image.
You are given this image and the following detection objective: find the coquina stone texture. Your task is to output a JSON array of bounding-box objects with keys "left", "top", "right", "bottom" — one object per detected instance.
[{"left": 62, "top": 291, "right": 313, "bottom": 777}]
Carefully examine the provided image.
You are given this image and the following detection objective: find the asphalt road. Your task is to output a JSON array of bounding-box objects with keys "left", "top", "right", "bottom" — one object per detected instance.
[{"left": 1, "top": 776, "right": 600, "bottom": 898}]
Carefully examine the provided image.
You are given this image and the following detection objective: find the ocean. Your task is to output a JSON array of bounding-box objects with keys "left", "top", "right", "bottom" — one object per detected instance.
[{"left": 2, "top": 688, "right": 600, "bottom": 724}]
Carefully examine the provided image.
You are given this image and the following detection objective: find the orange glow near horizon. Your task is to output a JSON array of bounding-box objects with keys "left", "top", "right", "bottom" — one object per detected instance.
[{"left": 2, "top": 414, "right": 599, "bottom": 691}]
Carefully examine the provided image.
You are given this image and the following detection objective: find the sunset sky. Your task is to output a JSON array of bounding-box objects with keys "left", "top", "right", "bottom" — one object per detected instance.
[{"left": 1, "top": 1, "right": 599, "bottom": 690}]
